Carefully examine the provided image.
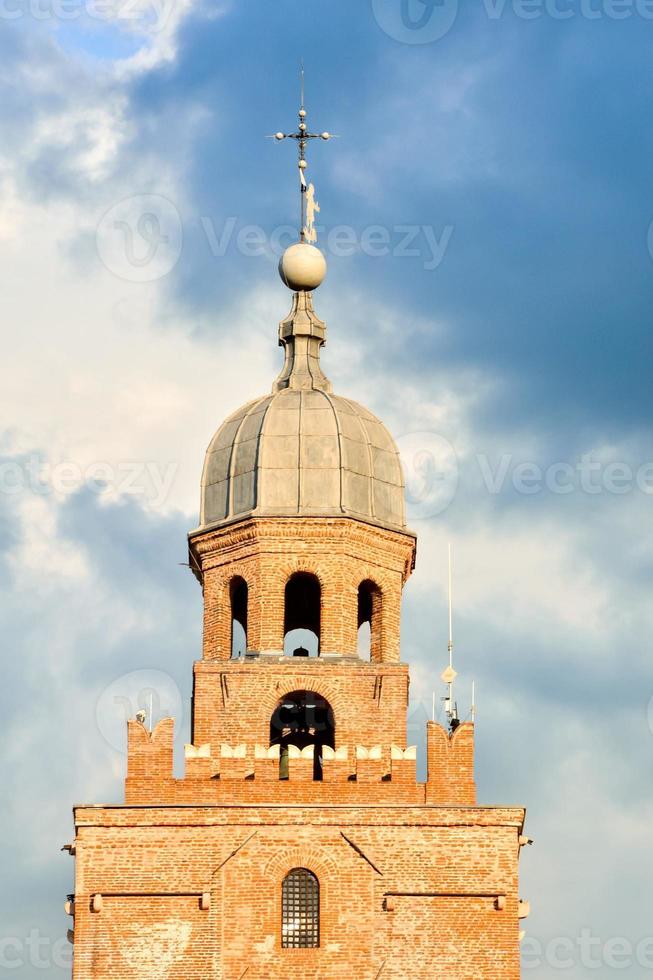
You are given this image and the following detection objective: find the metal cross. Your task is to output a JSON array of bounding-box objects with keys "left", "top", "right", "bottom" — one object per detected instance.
[{"left": 269, "top": 66, "right": 333, "bottom": 242}]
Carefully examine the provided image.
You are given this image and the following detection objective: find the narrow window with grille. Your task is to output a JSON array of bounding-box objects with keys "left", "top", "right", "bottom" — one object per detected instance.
[{"left": 281, "top": 868, "right": 320, "bottom": 948}]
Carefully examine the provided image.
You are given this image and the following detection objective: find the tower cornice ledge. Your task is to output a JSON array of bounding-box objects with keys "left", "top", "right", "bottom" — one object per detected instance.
[
  {"left": 74, "top": 803, "right": 527, "bottom": 831},
  {"left": 189, "top": 514, "right": 417, "bottom": 581}
]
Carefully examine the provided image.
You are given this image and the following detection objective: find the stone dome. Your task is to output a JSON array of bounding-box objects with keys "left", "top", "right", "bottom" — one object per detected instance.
[{"left": 198, "top": 291, "right": 406, "bottom": 532}]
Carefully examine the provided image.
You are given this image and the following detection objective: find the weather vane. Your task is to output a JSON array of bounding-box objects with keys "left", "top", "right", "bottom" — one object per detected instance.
[{"left": 268, "top": 64, "right": 334, "bottom": 244}]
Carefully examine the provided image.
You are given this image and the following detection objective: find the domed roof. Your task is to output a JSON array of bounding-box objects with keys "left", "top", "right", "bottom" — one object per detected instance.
[
  {"left": 201, "top": 388, "right": 405, "bottom": 530},
  {"left": 198, "top": 288, "right": 406, "bottom": 533}
]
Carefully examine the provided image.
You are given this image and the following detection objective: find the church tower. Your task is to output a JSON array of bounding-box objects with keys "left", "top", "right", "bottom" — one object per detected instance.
[{"left": 66, "top": 98, "right": 528, "bottom": 979}]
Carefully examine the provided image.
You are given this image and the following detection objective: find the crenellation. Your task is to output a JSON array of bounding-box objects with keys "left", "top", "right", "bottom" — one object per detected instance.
[
  {"left": 183, "top": 743, "right": 212, "bottom": 780},
  {"left": 254, "top": 744, "right": 280, "bottom": 782},
  {"left": 219, "top": 744, "right": 252, "bottom": 780},
  {"left": 126, "top": 718, "right": 174, "bottom": 782},
  {"left": 286, "top": 744, "right": 315, "bottom": 781},
  {"left": 426, "top": 721, "right": 477, "bottom": 806}
]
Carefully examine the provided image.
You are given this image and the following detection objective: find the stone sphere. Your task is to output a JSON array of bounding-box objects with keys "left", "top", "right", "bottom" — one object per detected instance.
[{"left": 279, "top": 242, "right": 327, "bottom": 291}]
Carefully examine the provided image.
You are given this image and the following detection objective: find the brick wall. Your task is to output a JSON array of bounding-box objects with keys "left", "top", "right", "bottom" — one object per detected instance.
[
  {"left": 192, "top": 660, "right": 410, "bottom": 760},
  {"left": 70, "top": 805, "right": 524, "bottom": 980}
]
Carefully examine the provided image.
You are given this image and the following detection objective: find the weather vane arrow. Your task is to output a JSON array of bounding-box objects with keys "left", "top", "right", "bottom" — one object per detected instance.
[{"left": 267, "top": 63, "right": 336, "bottom": 244}]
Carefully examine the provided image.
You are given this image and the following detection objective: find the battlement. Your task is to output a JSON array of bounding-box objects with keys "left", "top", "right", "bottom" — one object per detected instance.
[
  {"left": 426, "top": 720, "right": 476, "bottom": 805},
  {"left": 124, "top": 718, "right": 473, "bottom": 806},
  {"left": 125, "top": 718, "right": 174, "bottom": 781}
]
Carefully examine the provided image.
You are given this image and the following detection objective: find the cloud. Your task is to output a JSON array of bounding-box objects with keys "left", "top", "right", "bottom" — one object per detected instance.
[
  {"left": 0, "top": 483, "right": 200, "bottom": 976},
  {"left": 2, "top": 3, "right": 653, "bottom": 979}
]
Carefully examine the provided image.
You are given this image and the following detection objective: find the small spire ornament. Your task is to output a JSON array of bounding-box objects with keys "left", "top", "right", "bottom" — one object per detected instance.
[{"left": 268, "top": 63, "right": 334, "bottom": 244}]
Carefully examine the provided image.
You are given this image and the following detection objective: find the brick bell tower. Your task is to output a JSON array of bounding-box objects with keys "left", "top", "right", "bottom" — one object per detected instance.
[{"left": 67, "top": 110, "right": 528, "bottom": 979}]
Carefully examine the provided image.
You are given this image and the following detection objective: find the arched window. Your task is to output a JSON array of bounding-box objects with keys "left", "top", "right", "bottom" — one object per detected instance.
[
  {"left": 281, "top": 868, "right": 320, "bottom": 948},
  {"left": 270, "top": 691, "right": 335, "bottom": 781},
  {"left": 357, "top": 580, "right": 382, "bottom": 662},
  {"left": 230, "top": 576, "right": 248, "bottom": 659},
  {"left": 284, "top": 572, "right": 321, "bottom": 657}
]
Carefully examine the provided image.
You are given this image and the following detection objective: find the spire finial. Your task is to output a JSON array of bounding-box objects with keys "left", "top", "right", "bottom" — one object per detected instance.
[
  {"left": 273, "top": 291, "right": 332, "bottom": 393},
  {"left": 269, "top": 64, "right": 333, "bottom": 245}
]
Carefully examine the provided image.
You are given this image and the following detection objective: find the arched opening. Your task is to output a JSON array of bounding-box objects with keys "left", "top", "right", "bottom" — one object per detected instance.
[
  {"left": 357, "top": 620, "right": 371, "bottom": 660},
  {"left": 284, "top": 572, "right": 321, "bottom": 657},
  {"left": 358, "top": 579, "right": 382, "bottom": 662},
  {"left": 270, "top": 690, "right": 335, "bottom": 781},
  {"left": 281, "top": 868, "right": 319, "bottom": 948},
  {"left": 230, "top": 576, "right": 248, "bottom": 659}
]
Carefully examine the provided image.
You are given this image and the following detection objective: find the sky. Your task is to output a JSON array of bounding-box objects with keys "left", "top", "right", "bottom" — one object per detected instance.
[{"left": 1, "top": 0, "right": 652, "bottom": 976}]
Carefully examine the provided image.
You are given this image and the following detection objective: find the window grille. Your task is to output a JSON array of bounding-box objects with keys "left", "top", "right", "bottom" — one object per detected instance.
[{"left": 281, "top": 868, "right": 319, "bottom": 948}]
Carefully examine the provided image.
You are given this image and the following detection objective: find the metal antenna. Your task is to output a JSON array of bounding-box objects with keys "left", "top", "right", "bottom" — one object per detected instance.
[
  {"left": 268, "top": 65, "right": 334, "bottom": 242},
  {"left": 448, "top": 541, "right": 453, "bottom": 670},
  {"left": 441, "top": 543, "right": 459, "bottom": 731}
]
